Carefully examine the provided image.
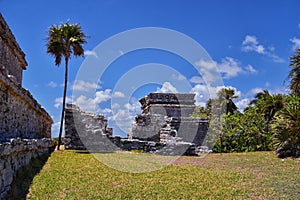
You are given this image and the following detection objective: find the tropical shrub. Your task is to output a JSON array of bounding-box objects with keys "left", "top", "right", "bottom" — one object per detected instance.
[{"left": 271, "top": 95, "right": 300, "bottom": 158}]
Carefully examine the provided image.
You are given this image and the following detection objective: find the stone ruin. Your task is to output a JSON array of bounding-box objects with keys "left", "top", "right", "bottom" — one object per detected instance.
[
  {"left": 64, "top": 104, "right": 113, "bottom": 151},
  {"left": 0, "top": 13, "right": 55, "bottom": 198},
  {"left": 129, "top": 93, "right": 209, "bottom": 155},
  {"left": 64, "top": 93, "right": 209, "bottom": 156}
]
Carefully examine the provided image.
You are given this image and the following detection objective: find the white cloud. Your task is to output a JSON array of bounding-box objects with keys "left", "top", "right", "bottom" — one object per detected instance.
[
  {"left": 113, "top": 91, "right": 125, "bottom": 98},
  {"left": 156, "top": 82, "right": 178, "bottom": 93},
  {"left": 190, "top": 76, "right": 204, "bottom": 84},
  {"left": 236, "top": 98, "right": 250, "bottom": 112},
  {"left": 71, "top": 89, "right": 112, "bottom": 112},
  {"left": 218, "top": 57, "right": 244, "bottom": 79},
  {"left": 195, "top": 57, "right": 257, "bottom": 80},
  {"left": 242, "top": 35, "right": 265, "bottom": 54},
  {"left": 71, "top": 80, "right": 99, "bottom": 92},
  {"left": 268, "top": 54, "right": 285, "bottom": 63},
  {"left": 245, "top": 65, "right": 257, "bottom": 74},
  {"left": 98, "top": 108, "right": 113, "bottom": 117},
  {"left": 73, "top": 95, "right": 96, "bottom": 111},
  {"left": 54, "top": 97, "right": 72, "bottom": 108},
  {"left": 195, "top": 59, "right": 220, "bottom": 83},
  {"left": 111, "top": 99, "right": 141, "bottom": 133},
  {"left": 190, "top": 84, "right": 210, "bottom": 107},
  {"left": 84, "top": 50, "right": 98, "bottom": 58},
  {"left": 190, "top": 85, "right": 243, "bottom": 108},
  {"left": 94, "top": 89, "right": 112, "bottom": 104},
  {"left": 247, "top": 87, "right": 264, "bottom": 96},
  {"left": 171, "top": 74, "right": 186, "bottom": 81},
  {"left": 269, "top": 87, "right": 289, "bottom": 95},
  {"left": 51, "top": 121, "right": 61, "bottom": 138},
  {"left": 47, "top": 81, "right": 58, "bottom": 88},
  {"left": 290, "top": 37, "right": 300, "bottom": 50},
  {"left": 242, "top": 35, "right": 284, "bottom": 63},
  {"left": 112, "top": 103, "right": 120, "bottom": 109}
]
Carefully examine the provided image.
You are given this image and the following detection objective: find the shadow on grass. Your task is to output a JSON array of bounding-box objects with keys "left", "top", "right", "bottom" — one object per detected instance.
[{"left": 4, "top": 152, "right": 53, "bottom": 200}]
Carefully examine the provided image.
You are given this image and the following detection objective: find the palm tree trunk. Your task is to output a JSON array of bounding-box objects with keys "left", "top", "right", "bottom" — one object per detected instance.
[{"left": 57, "top": 57, "right": 69, "bottom": 150}]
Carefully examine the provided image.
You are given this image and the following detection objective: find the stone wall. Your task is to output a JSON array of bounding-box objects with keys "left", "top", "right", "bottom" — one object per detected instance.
[
  {"left": 0, "top": 138, "right": 55, "bottom": 199},
  {"left": 64, "top": 104, "right": 114, "bottom": 150},
  {"left": 0, "top": 71, "right": 52, "bottom": 141},
  {"left": 130, "top": 93, "right": 208, "bottom": 148},
  {"left": 0, "top": 13, "right": 54, "bottom": 198},
  {"left": 140, "top": 93, "right": 196, "bottom": 118},
  {"left": 0, "top": 13, "right": 27, "bottom": 85}
]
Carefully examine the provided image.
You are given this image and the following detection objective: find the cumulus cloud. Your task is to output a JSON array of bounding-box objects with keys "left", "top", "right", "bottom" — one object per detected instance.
[
  {"left": 94, "top": 89, "right": 112, "bottom": 104},
  {"left": 54, "top": 97, "right": 72, "bottom": 108},
  {"left": 242, "top": 35, "right": 265, "bottom": 54},
  {"left": 195, "top": 57, "right": 257, "bottom": 81},
  {"left": 242, "top": 35, "right": 284, "bottom": 63},
  {"left": 112, "top": 103, "right": 120, "bottom": 109},
  {"left": 84, "top": 50, "right": 98, "bottom": 58},
  {"left": 290, "top": 37, "right": 300, "bottom": 50},
  {"left": 156, "top": 82, "right": 178, "bottom": 93},
  {"left": 113, "top": 91, "right": 125, "bottom": 98},
  {"left": 218, "top": 57, "right": 244, "bottom": 79},
  {"left": 245, "top": 65, "right": 257, "bottom": 74},
  {"left": 195, "top": 59, "right": 222, "bottom": 83},
  {"left": 236, "top": 98, "right": 250, "bottom": 112},
  {"left": 190, "top": 76, "right": 204, "bottom": 84},
  {"left": 47, "top": 81, "right": 58, "bottom": 88},
  {"left": 247, "top": 87, "right": 264, "bottom": 96},
  {"left": 190, "top": 85, "right": 243, "bottom": 108},
  {"left": 70, "top": 89, "right": 112, "bottom": 112},
  {"left": 71, "top": 80, "right": 99, "bottom": 92},
  {"left": 111, "top": 99, "right": 141, "bottom": 133},
  {"left": 171, "top": 73, "right": 186, "bottom": 81},
  {"left": 190, "top": 84, "right": 210, "bottom": 107}
]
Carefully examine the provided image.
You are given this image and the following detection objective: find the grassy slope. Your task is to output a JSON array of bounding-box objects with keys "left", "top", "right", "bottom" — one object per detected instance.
[{"left": 27, "top": 151, "right": 300, "bottom": 200}]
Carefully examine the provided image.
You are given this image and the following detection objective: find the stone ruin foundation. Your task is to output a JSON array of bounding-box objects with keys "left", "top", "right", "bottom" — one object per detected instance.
[
  {"left": 64, "top": 93, "right": 209, "bottom": 156},
  {"left": 0, "top": 13, "right": 55, "bottom": 198},
  {"left": 129, "top": 93, "right": 209, "bottom": 155},
  {"left": 64, "top": 104, "right": 114, "bottom": 151}
]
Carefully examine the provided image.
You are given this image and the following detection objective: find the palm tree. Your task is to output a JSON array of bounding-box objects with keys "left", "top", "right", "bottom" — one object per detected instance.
[
  {"left": 249, "top": 89, "right": 271, "bottom": 106},
  {"left": 46, "top": 21, "right": 86, "bottom": 150},
  {"left": 217, "top": 88, "right": 238, "bottom": 114},
  {"left": 287, "top": 48, "right": 300, "bottom": 95},
  {"left": 249, "top": 90, "right": 284, "bottom": 123},
  {"left": 271, "top": 95, "right": 300, "bottom": 158},
  {"left": 248, "top": 90, "right": 284, "bottom": 134}
]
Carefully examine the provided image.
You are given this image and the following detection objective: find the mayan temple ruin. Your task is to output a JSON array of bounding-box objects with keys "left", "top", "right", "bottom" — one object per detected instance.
[
  {"left": 64, "top": 104, "right": 114, "bottom": 151},
  {"left": 64, "top": 93, "right": 209, "bottom": 156},
  {"left": 0, "top": 13, "right": 55, "bottom": 198},
  {"left": 129, "top": 93, "right": 209, "bottom": 155}
]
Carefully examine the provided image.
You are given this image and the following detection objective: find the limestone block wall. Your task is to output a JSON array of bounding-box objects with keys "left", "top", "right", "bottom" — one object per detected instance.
[
  {"left": 0, "top": 138, "right": 55, "bottom": 199},
  {"left": 64, "top": 104, "right": 113, "bottom": 150},
  {"left": 0, "top": 13, "right": 55, "bottom": 199},
  {"left": 130, "top": 114, "right": 165, "bottom": 141},
  {"left": 0, "top": 13, "right": 27, "bottom": 85},
  {"left": 0, "top": 72, "right": 53, "bottom": 141}
]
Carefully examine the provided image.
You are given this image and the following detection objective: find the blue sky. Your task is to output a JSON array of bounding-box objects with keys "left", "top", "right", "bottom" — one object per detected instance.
[{"left": 1, "top": 0, "right": 300, "bottom": 137}]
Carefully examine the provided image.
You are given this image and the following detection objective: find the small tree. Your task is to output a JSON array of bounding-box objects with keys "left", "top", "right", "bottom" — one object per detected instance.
[
  {"left": 287, "top": 48, "right": 300, "bottom": 96},
  {"left": 271, "top": 95, "right": 300, "bottom": 158},
  {"left": 46, "top": 21, "right": 86, "bottom": 150}
]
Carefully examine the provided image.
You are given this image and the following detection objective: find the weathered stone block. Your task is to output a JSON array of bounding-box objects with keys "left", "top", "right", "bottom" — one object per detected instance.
[{"left": 64, "top": 104, "right": 113, "bottom": 150}]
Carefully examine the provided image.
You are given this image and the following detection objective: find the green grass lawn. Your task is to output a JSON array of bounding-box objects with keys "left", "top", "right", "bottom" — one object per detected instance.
[{"left": 27, "top": 150, "right": 299, "bottom": 200}]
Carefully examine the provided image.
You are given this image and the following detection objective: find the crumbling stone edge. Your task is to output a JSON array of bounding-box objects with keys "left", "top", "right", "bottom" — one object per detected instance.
[{"left": 0, "top": 138, "right": 56, "bottom": 199}]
